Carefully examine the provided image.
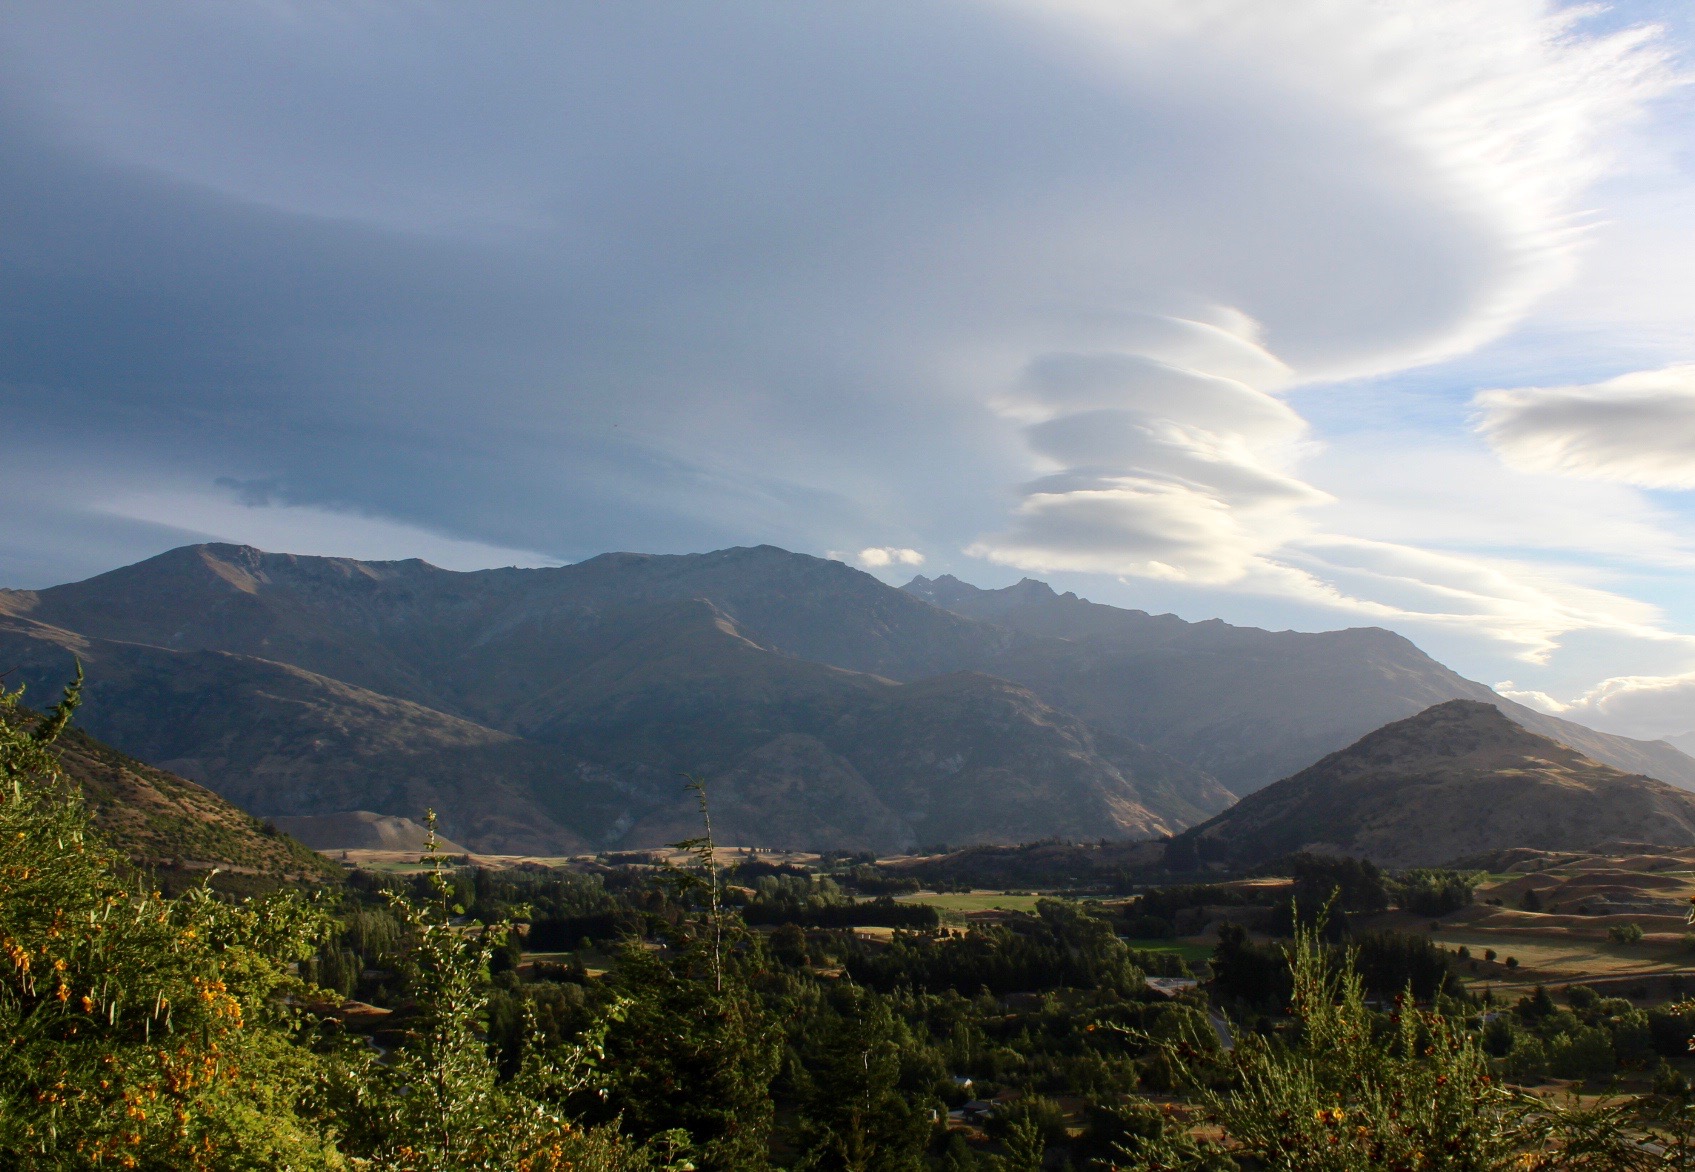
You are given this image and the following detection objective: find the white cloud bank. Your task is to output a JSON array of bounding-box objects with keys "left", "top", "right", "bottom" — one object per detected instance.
[
  {"left": 1500, "top": 669, "right": 1695, "bottom": 741},
  {"left": 1475, "top": 364, "right": 1695, "bottom": 488},
  {"left": 961, "top": 2, "right": 1674, "bottom": 644}
]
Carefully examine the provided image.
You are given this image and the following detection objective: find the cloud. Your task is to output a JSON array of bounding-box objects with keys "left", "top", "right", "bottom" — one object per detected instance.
[
  {"left": 970, "top": 310, "right": 1328, "bottom": 583},
  {"left": 1501, "top": 669, "right": 1695, "bottom": 740},
  {"left": 1474, "top": 364, "right": 1695, "bottom": 488},
  {"left": 0, "top": 0, "right": 1679, "bottom": 695},
  {"left": 1303, "top": 437, "right": 1695, "bottom": 571},
  {"left": 1282, "top": 535, "right": 1689, "bottom": 662},
  {"left": 955, "top": 2, "right": 1670, "bottom": 595},
  {"left": 102, "top": 486, "right": 561, "bottom": 572},
  {"left": 855, "top": 547, "right": 925, "bottom": 568}
]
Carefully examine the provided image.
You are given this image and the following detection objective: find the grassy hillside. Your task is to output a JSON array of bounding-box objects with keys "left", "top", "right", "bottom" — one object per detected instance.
[{"left": 4, "top": 702, "right": 340, "bottom": 890}]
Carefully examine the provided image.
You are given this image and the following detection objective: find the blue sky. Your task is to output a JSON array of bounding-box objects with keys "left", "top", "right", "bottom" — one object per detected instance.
[{"left": 5, "top": 1, "right": 1695, "bottom": 739}]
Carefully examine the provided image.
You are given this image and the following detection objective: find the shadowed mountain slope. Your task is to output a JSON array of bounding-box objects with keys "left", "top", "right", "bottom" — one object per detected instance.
[
  {"left": 5, "top": 543, "right": 1687, "bottom": 852},
  {"left": 1167, "top": 701, "right": 1695, "bottom": 869},
  {"left": 3, "top": 700, "right": 338, "bottom": 886},
  {"left": 0, "top": 576, "right": 1227, "bottom": 853},
  {"left": 0, "top": 615, "right": 599, "bottom": 855}
]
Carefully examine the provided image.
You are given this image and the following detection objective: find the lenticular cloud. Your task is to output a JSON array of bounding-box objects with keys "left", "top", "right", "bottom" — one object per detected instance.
[
  {"left": 0, "top": 0, "right": 1675, "bottom": 660},
  {"left": 1475, "top": 365, "right": 1695, "bottom": 489},
  {"left": 967, "top": 1, "right": 1671, "bottom": 594}
]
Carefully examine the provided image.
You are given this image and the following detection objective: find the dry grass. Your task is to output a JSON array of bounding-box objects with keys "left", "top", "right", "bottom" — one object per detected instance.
[{"left": 1374, "top": 845, "right": 1695, "bottom": 992}]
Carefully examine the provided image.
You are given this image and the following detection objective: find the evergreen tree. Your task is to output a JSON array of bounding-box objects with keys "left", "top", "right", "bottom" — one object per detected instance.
[
  {"left": 787, "top": 983, "right": 933, "bottom": 1170},
  {"left": 600, "top": 939, "right": 781, "bottom": 1170}
]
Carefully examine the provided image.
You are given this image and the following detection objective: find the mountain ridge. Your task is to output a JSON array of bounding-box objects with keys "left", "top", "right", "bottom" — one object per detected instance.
[
  {"left": 7, "top": 542, "right": 1691, "bottom": 854},
  {"left": 902, "top": 572, "right": 1695, "bottom": 792},
  {"left": 0, "top": 554, "right": 1231, "bottom": 852}
]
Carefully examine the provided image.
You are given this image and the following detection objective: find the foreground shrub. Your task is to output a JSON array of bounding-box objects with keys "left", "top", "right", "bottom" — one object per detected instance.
[
  {"left": 0, "top": 678, "right": 654, "bottom": 1171},
  {"left": 1129, "top": 922, "right": 1525, "bottom": 1170},
  {"left": 0, "top": 674, "right": 340, "bottom": 1168}
]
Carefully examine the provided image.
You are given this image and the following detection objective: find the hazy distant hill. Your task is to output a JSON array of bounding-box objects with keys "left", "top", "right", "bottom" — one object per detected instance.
[
  {"left": 0, "top": 548, "right": 1229, "bottom": 852},
  {"left": 270, "top": 811, "right": 463, "bottom": 854},
  {"left": 903, "top": 573, "right": 1695, "bottom": 793},
  {"left": 1167, "top": 701, "right": 1695, "bottom": 868}
]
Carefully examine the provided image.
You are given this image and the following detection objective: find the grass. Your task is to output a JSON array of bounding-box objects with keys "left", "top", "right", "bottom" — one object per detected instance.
[
  {"left": 1122, "top": 938, "right": 1215, "bottom": 966},
  {"left": 1436, "top": 927, "right": 1689, "bottom": 978}
]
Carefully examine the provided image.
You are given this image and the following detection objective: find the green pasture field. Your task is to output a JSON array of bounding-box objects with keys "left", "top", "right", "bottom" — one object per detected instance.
[{"left": 1121, "top": 937, "right": 1215, "bottom": 967}]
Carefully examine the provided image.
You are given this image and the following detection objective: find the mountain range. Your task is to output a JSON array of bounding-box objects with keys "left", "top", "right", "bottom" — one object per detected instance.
[
  {"left": 1167, "top": 701, "right": 1695, "bottom": 868},
  {"left": 1, "top": 542, "right": 1689, "bottom": 854}
]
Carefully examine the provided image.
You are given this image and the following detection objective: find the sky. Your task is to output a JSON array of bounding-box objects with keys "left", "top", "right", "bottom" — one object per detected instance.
[{"left": 6, "top": 1, "right": 1695, "bottom": 740}]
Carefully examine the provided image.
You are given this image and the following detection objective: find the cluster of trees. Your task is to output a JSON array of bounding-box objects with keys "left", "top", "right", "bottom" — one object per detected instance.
[
  {"left": 1474, "top": 982, "right": 1695, "bottom": 1084},
  {"left": 734, "top": 872, "right": 941, "bottom": 929},
  {"left": 1117, "top": 856, "right": 1481, "bottom": 945}
]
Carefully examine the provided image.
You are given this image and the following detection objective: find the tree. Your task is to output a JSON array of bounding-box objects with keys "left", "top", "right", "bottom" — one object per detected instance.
[
  {"left": 786, "top": 983, "right": 933, "bottom": 1171},
  {"left": 598, "top": 942, "right": 779, "bottom": 1169},
  {"left": 321, "top": 811, "right": 653, "bottom": 1171},
  {"left": 0, "top": 676, "right": 651, "bottom": 1171},
  {"left": 1288, "top": 854, "right": 1390, "bottom": 914},
  {"left": 596, "top": 781, "right": 782, "bottom": 1170}
]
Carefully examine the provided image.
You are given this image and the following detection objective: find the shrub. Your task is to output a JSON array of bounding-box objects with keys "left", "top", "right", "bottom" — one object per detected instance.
[
  {"left": 0, "top": 676, "right": 656, "bottom": 1172},
  {"left": 1609, "top": 922, "right": 1645, "bottom": 944},
  {"left": 1134, "top": 921, "right": 1530, "bottom": 1168}
]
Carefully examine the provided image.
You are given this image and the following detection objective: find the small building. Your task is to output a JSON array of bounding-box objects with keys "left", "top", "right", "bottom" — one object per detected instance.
[{"left": 1144, "top": 976, "right": 1199, "bottom": 998}]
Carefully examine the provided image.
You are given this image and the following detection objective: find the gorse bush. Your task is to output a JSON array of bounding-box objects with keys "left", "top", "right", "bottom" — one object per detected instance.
[
  {"left": 0, "top": 676, "right": 653, "bottom": 1171},
  {"left": 1127, "top": 921, "right": 1523, "bottom": 1170},
  {"left": 0, "top": 673, "right": 339, "bottom": 1169}
]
